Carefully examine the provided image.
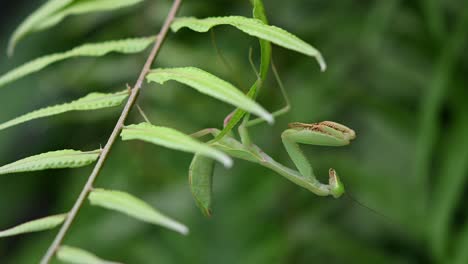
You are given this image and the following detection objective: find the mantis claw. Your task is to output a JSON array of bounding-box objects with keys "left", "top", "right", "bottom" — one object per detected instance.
[{"left": 328, "top": 168, "right": 345, "bottom": 198}]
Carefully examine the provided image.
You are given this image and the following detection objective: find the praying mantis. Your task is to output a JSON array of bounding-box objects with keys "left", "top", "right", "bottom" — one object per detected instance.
[{"left": 189, "top": 61, "right": 357, "bottom": 216}]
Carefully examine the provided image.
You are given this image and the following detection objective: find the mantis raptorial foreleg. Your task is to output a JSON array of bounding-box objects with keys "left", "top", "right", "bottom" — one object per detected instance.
[
  {"left": 191, "top": 121, "right": 356, "bottom": 200},
  {"left": 281, "top": 121, "right": 356, "bottom": 197}
]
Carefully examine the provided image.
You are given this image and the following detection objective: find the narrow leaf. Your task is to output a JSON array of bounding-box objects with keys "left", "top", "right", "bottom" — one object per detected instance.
[
  {"left": 0, "top": 90, "right": 129, "bottom": 131},
  {"left": 171, "top": 16, "right": 326, "bottom": 71},
  {"left": 0, "top": 37, "right": 155, "bottom": 88},
  {"left": 189, "top": 155, "right": 215, "bottom": 217},
  {"left": 7, "top": 0, "right": 74, "bottom": 56},
  {"left": 57, "top": 245, "right": 122, "bottom": 264},
  {"left": 8, "top": 0, "right": 145, "bottom": 55},
  {"left": 89, "top": 189, "right": 189, "bottom": 235},
  {"left": 36, "top": 0, "right": 145, "bottom": 32},
  {"left": 0, "top": 214, "right": 66, "bottom": 238},
  {"left": 146, "top": 67, "right": 273, "bottom": 123},
  {"left": 0, "top": 149, "right": 101, "bottom": 175},
  {"left": 121, "top": 122, "right": 233, "bottom": 168},
  {"left": 251, "top": 0, "right": 272, "bottom": 79}
]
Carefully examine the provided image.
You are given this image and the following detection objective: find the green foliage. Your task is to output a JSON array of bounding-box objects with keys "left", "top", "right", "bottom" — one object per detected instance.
[
  {"left": 8, "top": 0, "right": 144, "bottom": 55},
  {"left": 3, "top": 0, "right": 467, "bottom": 263},
  {"left": 171, "top": 16, "right": 325, "bottom": 71},
  {"left": 0, "top": 149, "right": 100, "bottom": 175},
  {"left": 7, "top": 0, "right": 74, "bottom": 56},
  {"left": 56, "top": 245, "right": 122, "bottom": 264},
  {"left": 146, "top": 67, "right": 273, "bottom": 123},
  {"left": 189, "top": 154, "right": 215, "bottom": 216},
  {"left": 0, "top": 214, "right": 66, "bottom": 238},
  {"left": 0, "top": 37, "right": 155, "bottom": 88},
  {"left": 33, "top": 0, "right": 145, "bottom": 33},
  {"left": 89, "top": 189, "right": 189, "bottom": 235},
  {"left": 121, "top": 123, "right": 232, "bottom": 167},
  {"left": 0, "top": 90, "right": 129, "bottom": 131}
]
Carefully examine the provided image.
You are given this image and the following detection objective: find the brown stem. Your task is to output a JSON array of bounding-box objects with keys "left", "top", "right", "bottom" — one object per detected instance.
[{"left": 40, "top": 1, "right": 182, "bottom": 263}]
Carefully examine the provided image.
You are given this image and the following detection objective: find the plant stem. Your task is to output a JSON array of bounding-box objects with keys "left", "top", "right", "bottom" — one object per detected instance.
[{"left": 40, "top": 1, "right": 182, "bottom": 263}]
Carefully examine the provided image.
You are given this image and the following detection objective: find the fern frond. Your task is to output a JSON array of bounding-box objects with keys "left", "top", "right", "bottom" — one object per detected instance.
[
  {"left": 0, "top": 37, "right": 155, "bottom": 88},
  {"left": 89, "top": 189, "right": 189, "bottom": 235},
  {"left": 0, "top": 149, "right": 101, "bottom": 175},
  {"left": 8, "top": 0, "right": 145, "bottom": 55},
  {"left": 57, "top": 245, "right": 122, "bottom": 264},
  {"left": 7, "top": 0, "right": 74, "bottom": 56},
  {"left": 121, "top": 122, "right": 232, "bottom": 168},
  {"left": 171, "top": 16, "right": 326, "bottom": 71},
  {"left": 146, "top": 67, "right": 273, "bottom": 123},
  {"left": 0, "top": 90, "right": 129, "bottom": 131},
  {"left": 0, "top": 214, "right": 66, "bottom": 238}
]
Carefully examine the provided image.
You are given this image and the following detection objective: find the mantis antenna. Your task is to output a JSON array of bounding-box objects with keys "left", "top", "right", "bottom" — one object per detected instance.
[{"left": 210, "top": 29, "right": 245, "bottom": 90}]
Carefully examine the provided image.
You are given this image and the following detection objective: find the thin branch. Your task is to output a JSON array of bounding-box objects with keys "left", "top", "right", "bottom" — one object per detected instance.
[{"left": 39, "top": 1, "right": 183, "bottom": 263}]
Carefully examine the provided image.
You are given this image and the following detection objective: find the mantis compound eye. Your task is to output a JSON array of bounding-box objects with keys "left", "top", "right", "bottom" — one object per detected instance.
[
  {"left": 319, "top": 121, "right": 356, "bottom": 141},
  {"left": 328, "top": 168, "right": 345, "bottom": 198}
]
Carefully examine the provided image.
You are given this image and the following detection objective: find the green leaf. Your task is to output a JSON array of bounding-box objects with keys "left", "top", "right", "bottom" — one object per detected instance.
[
  {"left": 453, "top": 220, "right": 468, "bottom": 264},
  {"left": 146, "top": 67, "right": 273, "bottom": 123},
  {"left": 8, "top": 0, "right": 145, "bottom": 55},
  {"left": 89, "top": 189, "right": 189, "bottom": 235},
  {"left": 35, "top": 0, "right": 145, "bottom": 33},
  {"left": 251, "top": 0, "right": 272, "bottom": 79},
  {"left": 0, "top": 37, "right": 155, "bottom": 88},
  {"left": 7, "top": 0, "right": 74, "bottom": 56},
  {"left": 189, "top": 155, "right": 215, "bottom": 217},
  {"left": 0, "top": 90, "right": 129, "bottom": 131},
  {"left": 430, "top": 100, "right": 468, "bottom": 259},
  {"left": 0, "top": 214, "right": 66, "bottom": 238},
  {"left": 56, "top": 245, "right": 122, "bottom": 264},
  {"left": 0, "top": 149, "right": 100, "bottom": 175},
  {"left": 171, "top": 16, "right": 326, "bottom": 71},
  {"left": 121, "top": 122, "right": 232, "bottom": 168}
]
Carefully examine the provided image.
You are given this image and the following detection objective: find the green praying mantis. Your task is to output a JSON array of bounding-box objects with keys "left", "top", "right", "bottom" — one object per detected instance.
[{"left": 188, "top": 61, "right": 357, "bottom": 216}]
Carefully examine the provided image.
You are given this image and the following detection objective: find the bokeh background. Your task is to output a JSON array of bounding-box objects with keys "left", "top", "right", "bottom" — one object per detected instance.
[{"left": 1, "top": 0, "right": 467, "bottom": 263}]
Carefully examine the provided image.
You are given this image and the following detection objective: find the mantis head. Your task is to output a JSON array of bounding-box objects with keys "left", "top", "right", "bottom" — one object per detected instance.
[{"left": 287, "top": 121, "right": 356, "bottom": 145}]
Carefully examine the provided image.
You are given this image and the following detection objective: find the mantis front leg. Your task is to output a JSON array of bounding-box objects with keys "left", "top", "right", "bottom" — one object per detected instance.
[
  {"left": 189, "top": 121, "right": 356, "bottom": 215},
  {"left": 281, "top": 121, "right": 356, "bottom": 198}
]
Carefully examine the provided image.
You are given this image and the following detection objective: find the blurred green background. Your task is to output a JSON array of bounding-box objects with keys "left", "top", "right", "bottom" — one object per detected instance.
[{"left": 1, "top": 0, "right": 467, "bottom": 263}]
